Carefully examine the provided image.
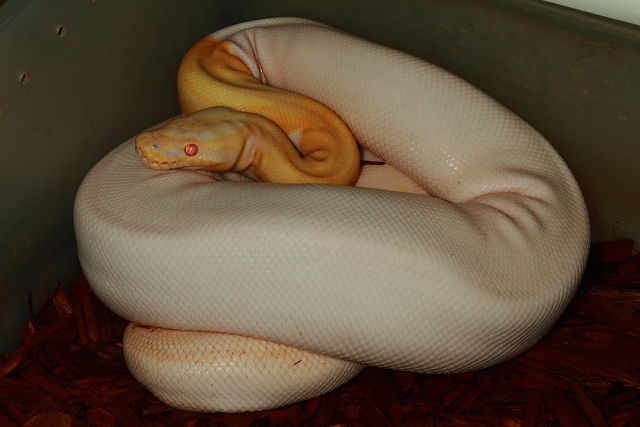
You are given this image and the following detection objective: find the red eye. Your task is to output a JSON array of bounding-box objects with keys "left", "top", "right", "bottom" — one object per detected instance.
[{"left": 184, "top": 144, "right": 198, "bottom": 156}]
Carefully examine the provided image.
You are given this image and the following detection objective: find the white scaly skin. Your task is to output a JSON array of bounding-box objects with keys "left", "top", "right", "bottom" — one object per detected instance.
[{"left": 74, "top": 18, "right": 589, "bottom": 412}]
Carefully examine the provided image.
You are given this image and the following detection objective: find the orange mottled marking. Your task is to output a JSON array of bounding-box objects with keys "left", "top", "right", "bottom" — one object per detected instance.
[{"left": 176, "top": 35, "right": 360, "bottom": 185}]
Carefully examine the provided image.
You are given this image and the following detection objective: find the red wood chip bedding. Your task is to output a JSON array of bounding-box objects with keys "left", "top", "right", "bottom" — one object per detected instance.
[{"left": 1, "top": 239, "right": 639, "bottom": 426}]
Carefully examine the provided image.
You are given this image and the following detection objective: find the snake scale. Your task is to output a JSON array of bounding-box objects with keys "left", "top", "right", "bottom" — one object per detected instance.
[{"left": 74, "top": 18, "right": 589, "bottom": 412}]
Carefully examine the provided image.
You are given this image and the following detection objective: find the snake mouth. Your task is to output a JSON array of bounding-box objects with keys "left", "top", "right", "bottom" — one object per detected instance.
[
  {"left": 136, "top": 144, "right": 189, "bottom": 170},
  {"left": 140, "top": 157, "right": 181, "bottom": 170},
  {"left": 138, "top": 153, "right": 211, "bottom": 171}
]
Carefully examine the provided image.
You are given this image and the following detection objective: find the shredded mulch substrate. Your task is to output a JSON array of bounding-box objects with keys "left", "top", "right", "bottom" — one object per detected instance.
[{"left": 1, "top": 239, "right": 639, "bottom": 426}]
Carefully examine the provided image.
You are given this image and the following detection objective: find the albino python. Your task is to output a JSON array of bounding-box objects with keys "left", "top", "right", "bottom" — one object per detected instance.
[{"left": 74, "top": 18, "right": 589, "bottom": 412}]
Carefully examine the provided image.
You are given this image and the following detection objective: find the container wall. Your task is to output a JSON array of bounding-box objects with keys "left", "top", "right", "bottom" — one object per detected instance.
[{"left": 1, "top": 0, "right": 638, "bottom": 353}]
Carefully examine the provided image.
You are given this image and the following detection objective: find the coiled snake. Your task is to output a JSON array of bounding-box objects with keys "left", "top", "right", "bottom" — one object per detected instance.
[{"left": 74, "top": 18, "right": 589, "bottom": 412}]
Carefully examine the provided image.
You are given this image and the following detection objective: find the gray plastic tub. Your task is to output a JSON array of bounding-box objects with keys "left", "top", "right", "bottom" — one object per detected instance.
[{"left": 1, "top": 0, "right": 638, "bottom": 354}]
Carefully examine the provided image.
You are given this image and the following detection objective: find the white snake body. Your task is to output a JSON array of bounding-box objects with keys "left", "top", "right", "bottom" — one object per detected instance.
[{"left": 74, "top": 18, "right": 589, "bottom": 412}]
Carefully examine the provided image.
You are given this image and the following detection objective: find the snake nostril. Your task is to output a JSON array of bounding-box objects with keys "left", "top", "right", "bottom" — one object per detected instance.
[
  {"left": 184, "top": 144, "right": 199, "bottom": 156},
  {"left": 152, "top": 143, "right": 160, "bottom": 149}
]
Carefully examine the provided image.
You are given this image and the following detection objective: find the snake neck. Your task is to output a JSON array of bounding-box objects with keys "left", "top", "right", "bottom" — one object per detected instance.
[{"left": 237, "top": 111, "right": 360, "bottom": 185}]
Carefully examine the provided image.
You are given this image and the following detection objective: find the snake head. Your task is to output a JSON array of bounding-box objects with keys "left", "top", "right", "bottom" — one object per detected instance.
[{"left": 135, "top": 107, "right": 247, "bottom": 172}]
